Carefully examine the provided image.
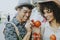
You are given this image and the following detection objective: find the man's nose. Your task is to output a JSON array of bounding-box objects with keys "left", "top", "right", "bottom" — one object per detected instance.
[{"left": 26, "top": 13, "right": 29, "bottom": 17}]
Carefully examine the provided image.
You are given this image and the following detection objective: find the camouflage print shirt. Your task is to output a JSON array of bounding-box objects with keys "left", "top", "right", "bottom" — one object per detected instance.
[{"left": 3, "top": 17, "right": 27, "bottom": 40}]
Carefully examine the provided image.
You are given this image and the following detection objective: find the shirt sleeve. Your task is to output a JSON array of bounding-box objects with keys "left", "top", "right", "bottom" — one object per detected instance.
[{"left": 3, "top": 23, "right": 18, "bottom": 40}]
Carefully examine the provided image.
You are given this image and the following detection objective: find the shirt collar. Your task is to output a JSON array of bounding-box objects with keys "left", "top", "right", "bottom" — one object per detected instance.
[{"left": 11, "top": 17, "right": 26, "bottom": 26}]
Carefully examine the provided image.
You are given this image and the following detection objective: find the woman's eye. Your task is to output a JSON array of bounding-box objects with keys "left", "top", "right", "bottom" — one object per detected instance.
[
  {"left": 47, "top": 10, "right": 50, "bottom": 13},
  {"left": 47, "top": 9, "right": 53, "bottom": 13}
]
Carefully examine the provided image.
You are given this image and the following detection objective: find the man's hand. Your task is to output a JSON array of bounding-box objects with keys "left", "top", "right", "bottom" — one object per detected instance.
[
  {"left": 23, "top": 20, "right": 33, "bottom": 40},
  {"left": 25, "top": 20, "right": 33, "bottom": 32}
]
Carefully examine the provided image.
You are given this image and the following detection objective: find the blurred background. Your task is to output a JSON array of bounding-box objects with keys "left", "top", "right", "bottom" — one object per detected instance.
[{"left": 0, "top": 0, "right": 60, "bottom": 40}]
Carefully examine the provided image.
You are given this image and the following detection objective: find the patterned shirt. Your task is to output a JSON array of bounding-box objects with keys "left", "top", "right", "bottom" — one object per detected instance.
[{"left": 3, "top": 17, "right": 27, "bottom": 40}]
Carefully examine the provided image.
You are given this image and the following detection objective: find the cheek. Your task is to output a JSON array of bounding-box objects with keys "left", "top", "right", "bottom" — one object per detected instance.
[
  {"left": 50, "top": 15, "right": 54, "bottom": 21},
  {"left": 50, "top": 13, "right": 54, "bottom": 18},
  {"left": 48, "top": 13, "right": 54, "bottom": 21},
  {"left": 18, "top": 13, "right": 24, "bottom": 18},
  {"left": 19, "top": 10, "right": 24, "bottom": 16},
  {"left": 44, "top": 14, "right": 46, "bottom": 18},
  {"left": 28, "top": 13, "right": 31, "bottom": 17},
  {"left": 43, "top": 14, "right": 47, "bottom": 18}
]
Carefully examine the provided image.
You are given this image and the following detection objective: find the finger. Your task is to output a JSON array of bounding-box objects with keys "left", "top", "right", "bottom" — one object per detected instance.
[{"left": 30, "top": 21, "right": 34, "bottom": 26}]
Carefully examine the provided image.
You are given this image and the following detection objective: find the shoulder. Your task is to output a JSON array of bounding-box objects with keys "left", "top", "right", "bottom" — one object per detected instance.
[
  {"left": 3, "top": 22, "right": 15, "bottom": 34},
  {"left": 41, "top": 22, "right": 49, "bottom": 28},
  {"left": 6, "top": 22, "right": 13, "bottom": 27},
  {"left": 6, "top": 17, "right": 16, "bottom": 27},
  {"left": 5, "top": 22, "right": 16, "bottom": 30}
]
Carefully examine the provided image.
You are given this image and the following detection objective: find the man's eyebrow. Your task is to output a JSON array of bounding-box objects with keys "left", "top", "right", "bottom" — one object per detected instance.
[{"left": 23, "top": 10, "right": 27, "bottom": 11}]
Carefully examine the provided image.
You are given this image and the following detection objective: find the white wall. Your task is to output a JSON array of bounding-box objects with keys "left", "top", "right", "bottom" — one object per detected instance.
[
  {"left": 0, "top": 0, "right": 18, "bottom": 40},
  {"left": 0, "top": 0, "right": 18, "bottom": 21}
]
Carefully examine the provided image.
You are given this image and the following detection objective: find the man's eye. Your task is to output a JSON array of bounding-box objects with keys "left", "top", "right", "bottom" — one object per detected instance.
[{"left": 24, "top": 11, "right": 27, "bottom": 13}]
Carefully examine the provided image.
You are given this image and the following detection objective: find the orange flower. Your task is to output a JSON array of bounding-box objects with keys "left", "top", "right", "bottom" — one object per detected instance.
[
  {"left": 50, "top": 34, "right": 56, "bottom": 40},
  {"left": 31, "top": 20, "right": 41, "bottom": 28}
]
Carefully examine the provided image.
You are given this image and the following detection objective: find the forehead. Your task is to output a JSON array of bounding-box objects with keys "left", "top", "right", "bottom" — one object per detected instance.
[
  {"left": 44, "top": 8, "right": 52, "bottom": 11},
  {"left": 44, "top": 7, "right": 49, "bottom": 10},
  {"left": 21, "top": 7, "right": 31, "bottom": 11}
]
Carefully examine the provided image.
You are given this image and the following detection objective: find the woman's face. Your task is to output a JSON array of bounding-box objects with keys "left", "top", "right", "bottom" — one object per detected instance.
[{"left": 43, "top": 8, "right": 55, "bottom": 22}]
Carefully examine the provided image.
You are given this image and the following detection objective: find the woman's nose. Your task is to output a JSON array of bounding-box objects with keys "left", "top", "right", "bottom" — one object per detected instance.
[{"left": 44, "top": 13, "right": 48, "bottom": 17}]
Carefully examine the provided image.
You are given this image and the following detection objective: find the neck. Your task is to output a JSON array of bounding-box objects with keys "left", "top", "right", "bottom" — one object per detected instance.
[{"left": 50, "top": 19, "right": 60, "bottom": 28}]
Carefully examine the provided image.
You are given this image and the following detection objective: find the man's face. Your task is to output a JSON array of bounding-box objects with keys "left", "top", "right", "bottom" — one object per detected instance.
[{"left": 17, "top": 7, "right": 32, "bottom": 22}]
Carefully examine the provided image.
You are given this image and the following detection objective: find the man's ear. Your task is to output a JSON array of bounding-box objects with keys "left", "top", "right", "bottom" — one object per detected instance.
[
  {"left": 16, "top": 9, "right": 21, "bottom": 14},
  {"left": 16, "top": 8, "right": 21, "bottom": 11}
]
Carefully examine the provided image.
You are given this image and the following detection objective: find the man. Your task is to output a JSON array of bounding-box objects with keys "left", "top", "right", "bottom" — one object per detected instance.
[{"left": 3, "top": 3, "right": 34, "bottom": 40}]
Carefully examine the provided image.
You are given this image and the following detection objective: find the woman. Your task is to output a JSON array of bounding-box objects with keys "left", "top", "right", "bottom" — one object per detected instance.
[{"left": 39, "top": 1, "right": 60, "bottom": 40}]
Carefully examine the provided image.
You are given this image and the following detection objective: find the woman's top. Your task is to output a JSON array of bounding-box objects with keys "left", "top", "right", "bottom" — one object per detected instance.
[{"left": 41, "top": 22, "right": 60, "bottom": 40}]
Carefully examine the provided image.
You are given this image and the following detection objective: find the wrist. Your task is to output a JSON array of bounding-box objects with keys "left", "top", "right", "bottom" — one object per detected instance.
[
  {"left": 27, "top": 31, "right": 31, "bottom": 34},
  {"left": 27, "top": 29, "right": 32, "bottom": 33}
]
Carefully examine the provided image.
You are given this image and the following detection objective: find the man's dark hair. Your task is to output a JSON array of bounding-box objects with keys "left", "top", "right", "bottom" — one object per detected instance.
[
  {"left": 15, "top": 3, "right": 34, "bottom": 10},
  {"left": 39, "top": 1, "right": 60, "bottom": 23}
]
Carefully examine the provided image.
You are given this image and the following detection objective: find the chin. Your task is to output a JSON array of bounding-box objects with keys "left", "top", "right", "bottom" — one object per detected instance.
[
  {"left": 23, "top": 20, "right": 26, "bottom": 21},
  {"left": 48, "top": 19, "right": 53, "bottom": 22},
  {"left": 23, "top": 19, "right": 27, "bottom": 22}
]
